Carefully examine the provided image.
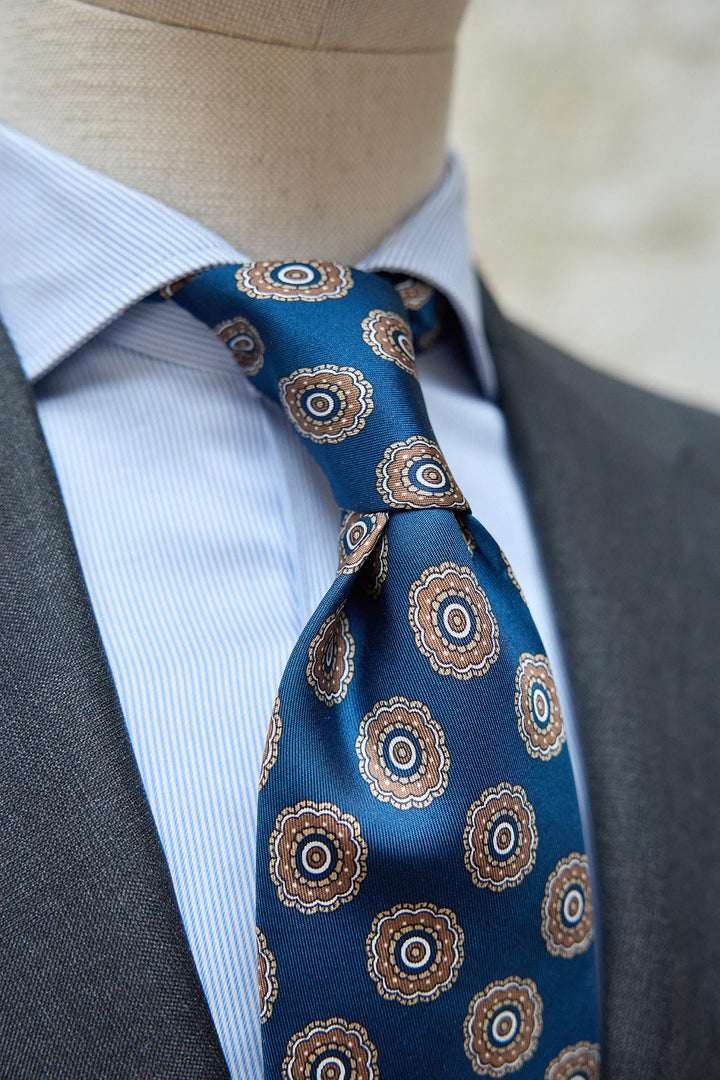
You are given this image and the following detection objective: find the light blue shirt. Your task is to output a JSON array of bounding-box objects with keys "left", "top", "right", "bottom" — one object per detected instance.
[{"left": 0, "top": 123, "right": 599, "bottom": 1078}]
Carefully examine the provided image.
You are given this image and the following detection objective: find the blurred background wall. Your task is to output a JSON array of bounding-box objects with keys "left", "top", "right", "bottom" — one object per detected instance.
[{"left": 450, "top": 0, "right": 720, "bottom": 411}]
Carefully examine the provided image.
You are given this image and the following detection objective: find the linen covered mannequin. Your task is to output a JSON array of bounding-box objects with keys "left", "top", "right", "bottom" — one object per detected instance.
[{"left": 0, "top": 0, "right": 468, "bottom": 263}]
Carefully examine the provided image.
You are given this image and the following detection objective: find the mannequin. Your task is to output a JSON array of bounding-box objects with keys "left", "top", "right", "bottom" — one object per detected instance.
[{"left": 0, "top": 0, "right": 469, "bottom": 263}]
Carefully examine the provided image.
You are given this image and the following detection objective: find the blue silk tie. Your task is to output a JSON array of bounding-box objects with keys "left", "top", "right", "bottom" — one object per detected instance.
[{"left": 169, "top": 263, "right": 600, "bottom": 1080}]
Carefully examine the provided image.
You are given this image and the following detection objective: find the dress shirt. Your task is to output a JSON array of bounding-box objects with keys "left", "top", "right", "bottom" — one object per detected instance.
[{"left": 0, "top": 123, "right": 599, "bottom": 1078}]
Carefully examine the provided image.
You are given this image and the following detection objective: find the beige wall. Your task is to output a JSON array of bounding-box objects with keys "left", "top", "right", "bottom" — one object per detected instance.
[{"left": 450, "top": 0, "right": 720, "bottom": 411}]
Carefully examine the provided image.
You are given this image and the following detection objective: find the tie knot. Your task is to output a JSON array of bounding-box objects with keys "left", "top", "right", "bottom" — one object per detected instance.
[{"left": 171, "top": 261, "right": 468, "bottom": 514}]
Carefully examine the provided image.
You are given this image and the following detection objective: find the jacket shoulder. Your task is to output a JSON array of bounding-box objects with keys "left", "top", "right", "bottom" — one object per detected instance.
[{"left": 484, "top": 282, "right": 720, "bottom": 475}]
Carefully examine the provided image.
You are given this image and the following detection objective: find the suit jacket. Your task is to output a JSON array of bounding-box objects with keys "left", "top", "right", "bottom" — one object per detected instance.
[{"left": 1, "top": 283, "right": 719, "bottom": 1080}]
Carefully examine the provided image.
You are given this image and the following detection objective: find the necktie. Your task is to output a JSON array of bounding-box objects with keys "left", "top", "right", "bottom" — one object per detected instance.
[{"left": 169, "top": 263, "right": 600, "bottom": 1080}]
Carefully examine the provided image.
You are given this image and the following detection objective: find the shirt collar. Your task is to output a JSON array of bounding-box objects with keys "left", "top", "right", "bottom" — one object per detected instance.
[{"left": 0, "top": 123, "right": 496, "bottom": 397}]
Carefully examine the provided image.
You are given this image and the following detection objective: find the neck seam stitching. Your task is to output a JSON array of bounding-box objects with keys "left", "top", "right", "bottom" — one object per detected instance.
[{"left": 67, "top": 0, "right": 456, "bottom": 57}]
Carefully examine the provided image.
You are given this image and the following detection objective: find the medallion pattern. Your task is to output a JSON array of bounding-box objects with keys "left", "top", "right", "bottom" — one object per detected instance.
[
  {"left": 464, "top": 978, "right": 543, "bottom": 1077},
  {"left": 395, "top": 277, "right": 434, "bottom": 311},
  {"left": 235, "top": 261, "right": 353, "bottom": 302},
  {"left": 417, "top": 322, "right": 442, "bottom": 353},
  {"left": 366, "top": 902, "right": 464, "bottom": 1004},
  {"left": 361, "top": 309, "right": 416, "bottom": 376},
  {"left": 306, "top": 606, "right": 355, "bottom": 705},
  {"left": 409, "top": 561, "right": 500, "bottom": 679},
  {"left": 338, "top": 511, "right": 389, "bottom": 575},
  {"left": 515, "top": 653, "right": 565, "bottom": 760},
  {"left": 259, "top": 694, "right": 283, "bottom": 791},
  {"left": 283, "top": 1018, "right": 378, "bottom": 1080},
  {"left": 464, "top": 784, "right": 538, "bottom": 891},
  {"left": 362, "top": 530, "right": 389, "bottom": 598},
  {"left": 356, "top": 696, "right": 449, "bottom": 810},
  {"left": 269, "top": 801, "right": 368, "bottom": 915},
  {"left": 458, "top": 516, "right": 477, "bottom": 556},
  {"left": 279, "top": 365, "right": 373, "bottom": 444},
  {"left": 213, "top": 315, "right": 265, "bottom": 375},
  {"left": 542, "top": 853, "right": 594, "bottom": 958},
  {"left": 545, "top": 1042, "right": 601, "bottom": 1080},
  {"left": 376, "top": 436, "right": 467, "bottom": 510},
  {"left": 159, "top": 273, "right": 197, "bottom": 299},
  {"left": 257, "top": 927, "right": 278, "bottom": 1024},
  {"left": 166, "top": 262, "right": 599, "bottom": 1074},
  {"left": 500, "top": 550, "right": 527, "bottom": 604}
]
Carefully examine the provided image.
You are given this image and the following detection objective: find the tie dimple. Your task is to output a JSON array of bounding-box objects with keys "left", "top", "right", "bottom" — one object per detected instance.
[
  {"left": 174, "top": 262, "right": 466, "bottom": 514},
  {"left": 169, "top": 260, "right": 600, "bottom": 1080}
]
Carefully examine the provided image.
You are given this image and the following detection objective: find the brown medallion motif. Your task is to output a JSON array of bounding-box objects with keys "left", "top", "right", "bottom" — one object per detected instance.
[
  {"left": 408, "top": 561, "right": 500, "bottom": 679},
  {"left": 337, "top": 511, "right": 389, "bottom": 575},
  {"left": 158, "top": 273, "right": 197, "bottom": 299},
  {"left": 395, "top": 277, "right": 434, "bottom": 311},
  {"left": 376, "top": 436, "right": 467, "bottom": 510},
  {"left": 361, "top": 309, "right": 416, "bottom": 375},
  {"left": 366, "top": 902, "right": 464, "bottom": 1004},
  {"left": 235, "top": 261, "right": 353, "bottom": 301},
  {"left": 257, "top": 927, "right": 278, "bottom": 1023},
  {"left": 269, "top": 801, "right": 368, "bottom": 915},
  {"left": 306, "top": 606, "right": 355, "bottom": 706},
  {"left": 362, "top": 530, "right": 389, "bottom": 599},
  {"left": 356, "top": 697, "right": 449, "bottom": 809},
  {"left": 214, "top": 316, "right": 265, "bottom": 375},
  {"left": 515, "top": 653, "right": 565, "bottom": 760},
  {"left": 258, "top": 695, "right": 283, "bottom": 790},
  {"left": 458, "top": 516, "right": 478, "bottom": 556},
  {"left": 545, "top": 1042, "right": 601, "bottom": 1080},
  {"left": 279, "top": 365, "right": 374, "bottom": 444},
  {"left": 464, "top": 784, "right": 538, "bottom": 891},
  {"left": 283, "top": 1018, "right": 378, "bottom": 1080},
  {"left": 417, "top": 323, "right": 442, "bottom": 351},
  {"left": 500, "top": 550, "right": 527, "bottom": 603},
  {"left": 541, "top": 853, "right": 594, "bottom": 958},
  {"left": 464, "top": 978, "right": 543, "bottom": 1077}
]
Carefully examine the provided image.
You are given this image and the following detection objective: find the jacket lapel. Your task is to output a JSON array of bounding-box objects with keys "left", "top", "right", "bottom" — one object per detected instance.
[
  {"left": 0, "top": 327, "right": 229, "bottom": 1077},
  {"left": 482, "top": 284, "right": 682, "bottom": 1079}
]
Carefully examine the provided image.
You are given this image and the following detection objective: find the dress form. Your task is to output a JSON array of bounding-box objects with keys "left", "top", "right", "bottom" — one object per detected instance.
[{"left": 0, "top": 0, "right": 469, "bottom": 261}]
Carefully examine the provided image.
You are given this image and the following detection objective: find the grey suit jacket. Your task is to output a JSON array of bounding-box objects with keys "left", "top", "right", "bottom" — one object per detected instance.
[{"left": 1, "top": 284, "right": 718, "bottom": 1079}]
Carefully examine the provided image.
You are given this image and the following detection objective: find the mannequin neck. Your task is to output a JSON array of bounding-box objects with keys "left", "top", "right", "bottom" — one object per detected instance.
[{"left": 0, "top": 0, "right": 464, "bottom": 263}]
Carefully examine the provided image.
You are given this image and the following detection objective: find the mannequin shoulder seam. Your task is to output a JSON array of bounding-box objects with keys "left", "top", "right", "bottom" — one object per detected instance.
[{"left": 67, "top": 0, "right": 455, "bottom": 56}]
